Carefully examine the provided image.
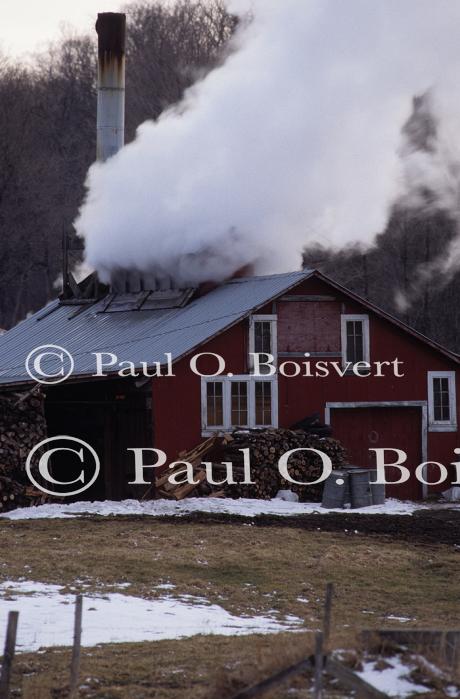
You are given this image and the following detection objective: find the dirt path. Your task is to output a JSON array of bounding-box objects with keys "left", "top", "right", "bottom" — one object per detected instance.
[{"left": 151, "top": 507, "right": 460, "bottom": 545}]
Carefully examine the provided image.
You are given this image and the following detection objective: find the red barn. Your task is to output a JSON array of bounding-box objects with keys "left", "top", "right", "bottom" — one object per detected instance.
[{"left": 0, "top": 268, "right": 458, "bottom": 500}]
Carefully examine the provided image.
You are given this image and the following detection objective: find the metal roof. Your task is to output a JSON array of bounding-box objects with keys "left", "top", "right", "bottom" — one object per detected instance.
[{"left": 0, "top": 270, "right": 312, "bottom": 387}]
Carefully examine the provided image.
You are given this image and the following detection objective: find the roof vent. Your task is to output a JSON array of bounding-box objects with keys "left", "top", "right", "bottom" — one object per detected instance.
[{"left": 101, "top": 288, "right": 195, "bottom": 313}]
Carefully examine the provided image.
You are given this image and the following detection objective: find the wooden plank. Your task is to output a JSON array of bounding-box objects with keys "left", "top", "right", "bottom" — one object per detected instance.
[
  {"left": 161, "top": 465, "right": 207, "bottom": 493},
  {"left": 162, "top": 475, "right": 190, "bottom": 492},
  {"left": 156, "top": 436, "right": 218, "bottom": 489},
  {"left": 184, "top": 436, "right": 217, "bottom": 458},
  {"left": 173, "top": 471, "right": 207, "bottom": 500},
  {"left": 323, "top": 582, "right": 334, "bottom": 647},
  {"left": 140, "top": 483, "right": 154, "bottom": 501},
  {"left": 0, "top": 611, "right": 19, "bottom": 699},
  {"left": 314, "top": 632, "right": 324, "bottom": 699},
  {"left": 69, "top": 595, "right": 83, "bottom": 699},
  {"left": 155, "top": 488, "right": 175, "bottom": 500},
  {"left": 325, "top": 658, "right": 389, "bottom": 699},
  {"left": 156, "top": 463, "right": 189, "bottom": 489},
  {"left": 229, "top": 658, "right": 313, "bottom": 699}
]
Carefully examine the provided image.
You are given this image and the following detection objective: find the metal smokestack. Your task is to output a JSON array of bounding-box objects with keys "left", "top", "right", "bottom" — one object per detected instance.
[{"left": 96, "top": 12, "right": 126, "bottom": 162}]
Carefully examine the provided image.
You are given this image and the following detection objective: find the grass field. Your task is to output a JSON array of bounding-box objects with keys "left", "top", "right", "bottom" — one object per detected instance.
[{"left": 1, "top": 515, "right": 459, "bottom": 697}]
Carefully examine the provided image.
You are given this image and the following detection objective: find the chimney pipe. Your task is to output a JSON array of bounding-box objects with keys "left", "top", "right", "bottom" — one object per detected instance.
[{"left": 96, "top": 12, "right": 126, "bottom": 162}]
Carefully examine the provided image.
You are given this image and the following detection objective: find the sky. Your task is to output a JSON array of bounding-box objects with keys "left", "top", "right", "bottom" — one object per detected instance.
[{"left": 0, "top": 0, "right": 137, "bottom": 58}]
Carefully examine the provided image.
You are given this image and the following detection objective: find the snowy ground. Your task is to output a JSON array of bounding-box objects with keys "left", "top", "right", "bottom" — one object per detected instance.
[
  {"left": 0, "top": 580, "right": 303, "bottom": 653},
  {"left": 0, "top": 496, "right": 439, "bottom": 520},
  {"left": 357, "top": 656, "right": 430, "bottom": 697},
  {"left": 356, "top": 654, "right": 460, "bottom": 698}
]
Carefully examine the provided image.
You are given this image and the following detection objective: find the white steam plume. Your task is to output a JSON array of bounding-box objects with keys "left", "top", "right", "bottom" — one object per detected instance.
[{"left": 75, "top": 0, "right": 460, "bottom": 286}]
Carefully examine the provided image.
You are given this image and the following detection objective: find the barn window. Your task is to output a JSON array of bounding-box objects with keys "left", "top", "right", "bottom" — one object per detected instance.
[
  {"left": 249, "top": 315, "right": 277, "bottom": 375},
  {"left": 231, "top": 381, "right": 249, "bottom": 426},
  {"left": 428, "top": 371, "right": 457, "bottom": 431},
  {"left": 346, "top": 321, "right": 364, "bottom": 362},
  {"left": 255, "top": 381, "right": 272, "bottom": 425},
  {"left": 206, "top": 381, "right": 224, "bottom": 426},
  {"left": 202, "top": 376, "right": 277, "bottom": 432},
  {"left": 434, "top": 378, "right": 450, "bottom": 421},
  {"left": 341, "top": 314, "right": 370, "bottom": 368}
]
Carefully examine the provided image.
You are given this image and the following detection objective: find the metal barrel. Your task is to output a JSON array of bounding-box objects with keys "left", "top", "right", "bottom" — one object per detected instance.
[
  {"left": 321, "top": 470, "right": 349, "bottom": 509},
  {"left": 369, "top": 469, "right": 386, "bottom": 505},
  {"left": 349, "top": 468, "right": 373, "bottom": 508}
]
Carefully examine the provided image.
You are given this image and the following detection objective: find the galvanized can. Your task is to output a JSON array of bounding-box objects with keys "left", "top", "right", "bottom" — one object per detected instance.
[
  {"left": 369, "top": 469, "right": 386, "bottom": 505},
  {"left": 321, "top": 470, "right": 349, "bottom": 509},
  {"left": 348, "top": 468, "right": 373, "bottom": 508}
]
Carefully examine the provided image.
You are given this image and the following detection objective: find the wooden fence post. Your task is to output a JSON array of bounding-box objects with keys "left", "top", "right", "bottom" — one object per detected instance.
[
  {"left": 0, "top": 611, "right": 19, "bottom": 699},
  {"left": 69, "top": 595, "right": 83, "bottom": 699},
  {"left": 313, "top": 631, "right": 323, "bottom": 699},
  {"left": 323, "top": 582, "right": 334, "bottom": 649}
]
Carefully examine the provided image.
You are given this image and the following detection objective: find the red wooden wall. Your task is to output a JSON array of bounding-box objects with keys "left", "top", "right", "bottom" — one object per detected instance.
[{"left": 152, "top": 276, "right": 460, "bottom": 499}]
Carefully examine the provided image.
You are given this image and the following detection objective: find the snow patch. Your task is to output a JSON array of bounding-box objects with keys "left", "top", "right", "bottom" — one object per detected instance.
[
  {"left": 0, "top": 497, "right": 433, "bottom": 521},
  {"left": 386, "top": 615, "right": 413, "bottom": 623},
  {"left": 0, "top": 580, "right": 303, "bottom": 653},
  {"left": 358, "top": 656, "right": 430, "bottom": 697}
]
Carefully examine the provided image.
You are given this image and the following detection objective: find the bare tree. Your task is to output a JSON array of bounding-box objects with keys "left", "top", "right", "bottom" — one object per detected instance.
[{"left": 0, "top": 0, "right": 236, "bottom": 329}]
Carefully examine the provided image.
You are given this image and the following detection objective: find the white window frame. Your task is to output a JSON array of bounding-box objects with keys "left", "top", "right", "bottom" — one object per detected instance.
[
  {"left": 341, "top": 314, "right": 370, "bottom": 368},
  {"left": 427, "top": 371, "right": 457, "bottom": 432},
  {"left": 201, "top": 375, "right": 278, "bottom": 434},
  {"left": 249, "top": 315, "right": 278, "bottom": 374}
]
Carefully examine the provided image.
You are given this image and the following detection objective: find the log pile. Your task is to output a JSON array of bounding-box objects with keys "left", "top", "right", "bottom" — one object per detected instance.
[
  {"left": 220, "top": 429, "right": 347, "bottom": 501},
  {"left": 0, "top": 388, "right": 48, "bottom": 511},
  {"left": 154, "top": 429, "right": 347, "bottom": 502}
]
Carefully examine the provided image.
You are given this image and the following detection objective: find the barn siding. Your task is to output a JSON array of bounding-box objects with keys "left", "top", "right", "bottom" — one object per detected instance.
[
  {"left": 152, "top": 321, "right": 248, "bottom": 457},
  {"left": 153, "top": 276, "right": 459, "bottom": 498}
]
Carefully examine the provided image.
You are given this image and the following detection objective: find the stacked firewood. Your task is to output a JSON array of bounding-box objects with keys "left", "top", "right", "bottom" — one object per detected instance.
[
  {"left": 154, "top": 429, "right": 346, "bottom": 502},
  {"left": 220, "top": 429, "right": 347, "bottom": 501},
  {"left": 0, "top": 388, "right": 48, "bottom": 511}
]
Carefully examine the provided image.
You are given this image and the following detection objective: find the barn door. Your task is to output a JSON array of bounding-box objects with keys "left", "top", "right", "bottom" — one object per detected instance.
[
  {"left": 329, "top": 406, "right": 423, "bottom": 500},
  {"left": 46, "top": 378, "right": 153, "bottom": 502},
  {"left": 105, "top": 385, "right": 153, "bottom": 500}
]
